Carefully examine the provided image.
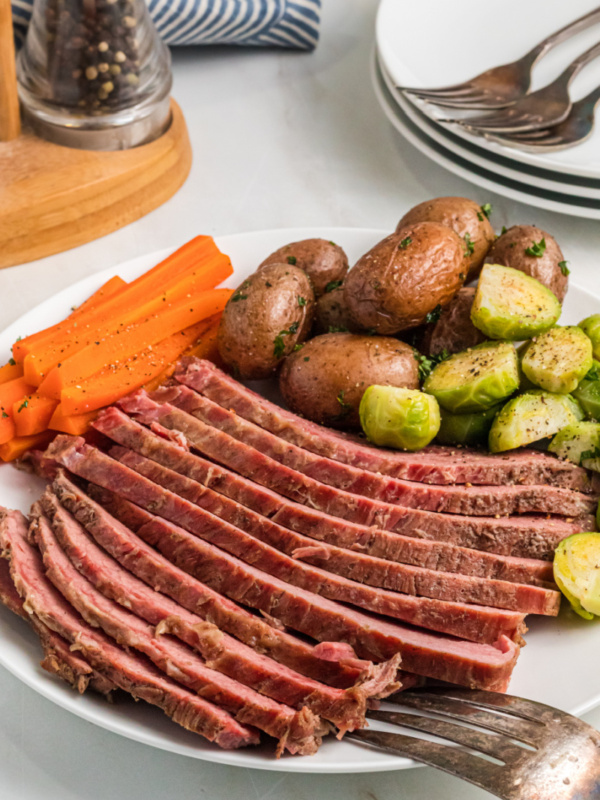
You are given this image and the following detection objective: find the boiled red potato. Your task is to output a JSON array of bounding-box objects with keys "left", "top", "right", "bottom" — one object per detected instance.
[
  {"left": 484, "top": 225, "right": 568, "bottom": 302},
  {"left": 279, "top": 332, "right": 419, "bottom": 429},
  {"left": 344, "top": 223, "right": 467, "bottom": 335},
  {"left": 420, "top": 287, "right": 485, "bottom": 356},
  {"left": 396, "top": 197, "right": 495, "bottom": 281},
  {"left": 259, "top": 238, "right": 349, "bottom": 297}
]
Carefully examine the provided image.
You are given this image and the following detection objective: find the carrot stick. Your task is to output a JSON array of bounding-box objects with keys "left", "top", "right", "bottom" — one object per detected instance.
[
  {"left": 39, "top": 288, "right": 231, "bottom": 400},
  {"left": 14, "top": 236, "right": 220, "bottom": 362},
  {"left": 48, "top": 406, "right": 98, "bottom": 436},
  {"left": 12, "top": 394, "right": 58, "bottom": 437},
  {"left": 12, "top": 275, "right": 127, "bottom": 363},
  {"left": 0, "top": 431, "right": 54, "bottom": 463},
  {"left": 23, "top": 243, "right": 232, "bottom": 386},
  {"left": 0, "top": 361, "right": 23, "bottom": 385},
  {"left": 59, "top": 316, "right": 220, "bottom": 416},
  {"left": 0, "top": 377, "right": 36, "bottom": 444}
]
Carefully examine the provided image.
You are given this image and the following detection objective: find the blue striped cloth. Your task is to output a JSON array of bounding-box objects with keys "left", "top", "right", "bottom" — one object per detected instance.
[{"left": 12, "top": 0, "right": 321, "bottom": 49}]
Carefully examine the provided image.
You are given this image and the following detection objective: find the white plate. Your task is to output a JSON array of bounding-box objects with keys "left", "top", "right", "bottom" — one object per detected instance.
[
  {"left": 1, "top": 228, "right": 600, "bottom": 773},
  {"left": 372, "top": 52, "right": 600, "bottom": 220},
  {"left": 376, "top": 0, "right": 600, "bottom": 180},
  {"left": 378, "top": 53, "right": 600, "bottom": 201}
]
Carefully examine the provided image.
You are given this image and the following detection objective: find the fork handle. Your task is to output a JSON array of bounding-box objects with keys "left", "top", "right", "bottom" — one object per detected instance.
[
  {"left": 554, "top": 39, "right": 600, "bottom": 88},
  {"left": 528, "top": 5, "right": 600, "bottom": 61}
]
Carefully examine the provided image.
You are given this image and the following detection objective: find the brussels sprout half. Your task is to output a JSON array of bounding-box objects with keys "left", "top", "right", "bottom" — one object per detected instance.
[
  {"left": 554, "top": 533, "right": 600, "bottom": 620},
  {"left": 436, "top": 404, "right": 502, "bottom": 447},
  {"left": 359, "top": 385, "right": 440, "bottom": 451},
  {"left": 579, "top": 313, "right": 600, "bottom": 360},
  {"left": 548, "top": 421, "right": 600, "bottom": 466},
  {"left": 521, "top": 326, "right": 593, "bottom": 394},
  {"left": 488, "top": 390, "right": 583, "bottom": 453},
  {"left": 423, "top": 340, "right": 519, "bottom": 414},
  {"left": 471, "top": 264, "right": 561, "bottom": 340}
]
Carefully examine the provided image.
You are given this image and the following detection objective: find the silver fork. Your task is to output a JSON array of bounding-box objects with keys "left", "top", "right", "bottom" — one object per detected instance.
[
  {"left": 445, "top": 40, "right": 600, "bottom": 133},
  {"left": 400, "top": 6, "right": 600, "bottom": 110},
  {"left": 481, "top": 84, "right": 600, "bottom": 152},
  {"left": 348, "top": 688, "right": 600, "bottom": 799}
]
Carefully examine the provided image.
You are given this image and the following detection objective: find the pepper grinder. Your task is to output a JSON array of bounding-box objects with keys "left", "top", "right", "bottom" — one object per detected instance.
[
  {"left": 0, "top": 0, "right": 191, "bottom": 268},
  {"left": 17, "top": 0, "right": 172, "bottom": 149}
]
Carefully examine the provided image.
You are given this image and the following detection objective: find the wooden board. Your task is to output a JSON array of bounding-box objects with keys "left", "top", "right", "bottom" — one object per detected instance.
[{"left": 0, "top": 99, "right": 192, "bottom": 269}]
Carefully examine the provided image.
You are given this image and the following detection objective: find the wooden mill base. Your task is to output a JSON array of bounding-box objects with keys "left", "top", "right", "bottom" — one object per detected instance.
[{"left": 0, "top": 99, "right": 192, "bottom": 270}]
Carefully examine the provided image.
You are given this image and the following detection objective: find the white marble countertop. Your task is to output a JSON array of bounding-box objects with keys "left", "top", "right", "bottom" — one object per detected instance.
[{"left": 1, "top": 1, "right": 600, "bottom": 797}]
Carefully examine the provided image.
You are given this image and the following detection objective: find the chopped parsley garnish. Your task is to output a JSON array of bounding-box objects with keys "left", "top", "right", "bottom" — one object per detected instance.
[
  {"left": 479, "top": 203, "right": 492, "bottom": 220},
  {"left": 8, "top": 358, "right": 15, "bottom": 366},
  {"left": 325, "top": 280, "right": 343, "bottom": 293},
  {"left": 303, "top": 356, "right": 310, "bottom": 362},
  {"left": 329, "top": 241, "right": 337, "bottom": 246},
  {"left": 399, "top": 237, "right": 412, "bottom": 250},
  {"left": 501, "top": 226, "right": 507, "bottom": 235},
  {"left": 464, "top": 233, "right": 475, "bottom": 256},
  {"left": 273, "top": 322, "right": 300, "bottom": 357},
  {"left": 297, "top": 296, "right": 307, "bottom": 307},
  {"left": 265, "top": 281, "right": 272, "bottom": 288},
  {"left": 293, "top": 343, "right": 304, "bottom": 352},
  {"left": 335, "top": 391, "right": 352, "bottom": 418},
  {"left": 328, "top": 325, "right": 349, "bottom": 333},
  {"left": 287, "top": 255, "right": 297, "bottom": 265},
  {"left": 415, "top": 349, "right": 450, "bottom": 382},
  {"left": 17, "top": 399, "right": 29, "bottom": 413},
  {"left": 558, "top": 260, "right": 570, "bottom": 276},
  {"left": 425, "top": 304, "right": 442, "bottom": 325},
  {"left": 459, "top": 272, "right": 465, "bottom": 281},
  {"left": 1, "top": 411, "right": 8, "bottom": 419},
  {"left": 525, "top": 238, "right": 546, "bottom": 258},
  {"left": 231, "top": 293, "right": 248, "bottom": 303}
]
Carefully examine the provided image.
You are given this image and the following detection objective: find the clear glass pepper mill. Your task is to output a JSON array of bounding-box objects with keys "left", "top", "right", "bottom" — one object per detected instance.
[{"left": 17, "top": 0, "right": 172, "bottom": 150}]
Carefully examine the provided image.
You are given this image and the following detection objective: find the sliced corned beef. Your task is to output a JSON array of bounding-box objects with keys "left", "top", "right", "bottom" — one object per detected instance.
[
  {"left": 0, "top": 509, "right": 258, "bottom": 750},
  {"left": 158, "top": 384, "right": 596, "bottom": 518},
  {"left": 114, "top": 396, "right": 592, "bottom": 560},
  {"left": 177, "top": 359, "right": 599, "bottom": 493},
  {"left": 45, "top": 436, "right": 528, "bottom": 645},
  {"left": 92, "top": 407, "right": 554, "bottom": 584}
]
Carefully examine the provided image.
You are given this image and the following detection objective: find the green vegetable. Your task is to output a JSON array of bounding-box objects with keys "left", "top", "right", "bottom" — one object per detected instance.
[
  {"left": 359, "top": 385, "right": 440, "bottom": 451},
  {"left": 579, "top": 313, "right": 600, "bottom": 360},
  {"left": 471, "top": 264, "right": 561, "bottom": 340},
  {"left": 488, "top": 390, "right": 583, "bottom": 453},
  {"left": 464, "top": 233, "right": 475, "bottom": 256},
  {"left": 573, "top": 361, "right": 600, "bottom": 421},
  {"left": 481, "top": 203, "right": 492, "bottom": 219},
  {"left": 399, "top": 237, "right": 412, "bottom": 249},
  {"left": 436, "top": 404, "right": 501, "bottom": 447},
  {"left": 424, "top": 305, "right": 442, "bottom": 324},
  {"left": 554, "top": 533, "right": 600, "bottom": 620},
  {"left": 524, "top": 238, "right": 546, "bottom": 258},
  {"left": 423, "top": 341, "right": 519, "bottom": 414},
  {"left": 559, "top": 260, "right": 570, "bottom": 276},
  {"left": 549, "top": 421, "right": 600, "bottom": 466},
  {"left": 521, "top": 326, "right": 593, "bottom": 394},
  {"left": 415, "top": 349, "right": 450, "bottom": 383},
  {"left": 324, "top": 280, "right": 343, "bottom": 293}
]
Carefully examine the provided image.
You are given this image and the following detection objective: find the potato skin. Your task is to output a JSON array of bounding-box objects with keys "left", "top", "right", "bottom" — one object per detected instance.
[
  {"left": 279, "top": 333, "right": 419, "bottom": 429},
  {"left": 420, "top": 287, "right": 485, "bottom": 356},
  {"left": 484, "top": 225, "right": 568, "bottom": 302},
  {"left": 314, "top": 286, "right": 362, "bottom": 335},
  {"left": 344, "top": 223, "right": 467, "bottom": 335},
  {"left": 397, "top": 197, "right": 495, "bottom": 281},
  {"left": 218, "top": 264, "right": 315, "bottom": 380},
  {"left": 260, "top": 238, "right": 349, "bottom": 298}
]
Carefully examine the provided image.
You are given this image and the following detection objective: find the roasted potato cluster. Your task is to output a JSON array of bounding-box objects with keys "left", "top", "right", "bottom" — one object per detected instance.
[{"left": 217, "top": 198, "right": 570, "bottom": 430}]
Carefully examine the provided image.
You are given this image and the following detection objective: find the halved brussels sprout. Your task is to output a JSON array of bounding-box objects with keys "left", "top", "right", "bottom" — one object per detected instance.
[
  {"left": 436, "top": 404, "right": 502, "bottom": 447},
  {"left": 579, "top": 313, "right": 600, "bottom": 360},
  {"left": 359, "top": 385, "right": 440, "bottom": 451},
  {"left": 548, "top": 421, "right": 600, "bottom": 466},
  {"left": 521, "top": 326, "right": 593, "bottom": 394},
  {"left": 488, "top": 390, "right": 583, "bottom": 453},
  {"left": 471, "top": 264, "right": 561, "bottom": 340},
  {"left": 554, "top": 533, "right": 600, "bottom": 620},
  {"left": 423, "top": 341, "right": 519, "bottom": 414},
  {"left": 573, "top": 361, "right": 600, "bottom": 421}
]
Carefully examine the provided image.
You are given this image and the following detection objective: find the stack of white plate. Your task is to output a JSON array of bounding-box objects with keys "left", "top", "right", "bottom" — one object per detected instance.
[{"left": 374, "top": 0, "right": 600, "bottom": 219}]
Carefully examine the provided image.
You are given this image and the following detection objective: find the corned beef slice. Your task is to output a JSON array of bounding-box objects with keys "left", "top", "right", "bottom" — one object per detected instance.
[
  {"left": 92, "top": 407, "right": 555, "bottom": 585},
  {"left": 41, "top": 489, "right": 396, "bottom": 734},
  {"left": 0, "top": 548, "right": 114, "bottom": 696},
  {"left": 0, "top": 509, "right": 258, "bottom": 749},
  {"left": 159, "top": 383, "right": 596, "bottom": 518},
  {"left": 31, "top": 506, "right": 326, "bottom": 755},
  {"left": 44, "top": 437, "right": 528, "bottom": 645},
  {"left": 115, "top": 395, "right": 591, "bottom": 560},
  {"left": 110, "top": 444, "right": 560, "bottom": 617},
  {"left": 53, "top": 472, "right": 396, "bottom": 697},
  {"left": 178, "top": 358, "right": 599, "bottom": 494}
]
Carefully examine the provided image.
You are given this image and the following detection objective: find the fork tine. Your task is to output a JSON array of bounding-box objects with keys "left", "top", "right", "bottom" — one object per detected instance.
[
  {"left": 369, "top": 709, "right": 528, "bottom": 763},
  {"left": 387, "top": 692, "right": 544, "bottom": 746},
  {"left": 438, "top": 689, "right": 559, "bottom": 723},
  {"left": 401, "top": 82, "right": 474, "bottom": 98},
  {"left": 348, "top": 729, "right": 506, "bottom": 796}
]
